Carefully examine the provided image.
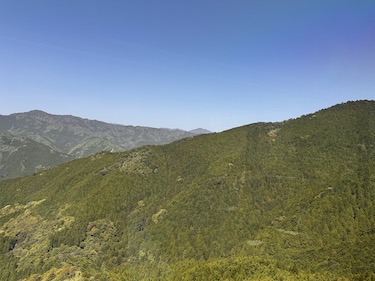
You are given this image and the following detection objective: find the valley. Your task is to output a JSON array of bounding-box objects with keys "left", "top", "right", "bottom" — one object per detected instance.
[{"left": 0, "top": 110, "right": 204, "bottom": 179}]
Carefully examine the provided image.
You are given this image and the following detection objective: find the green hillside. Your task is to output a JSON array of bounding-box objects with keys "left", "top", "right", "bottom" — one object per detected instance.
[
  {"left": 0, "top": 110, "right": 198, "bottom": 180},
  {"left": 0, "top": 134, "right": 73, "bottom": 180},
  {"left": 0, "top": 100, "right": 374, "bottom": 280}
]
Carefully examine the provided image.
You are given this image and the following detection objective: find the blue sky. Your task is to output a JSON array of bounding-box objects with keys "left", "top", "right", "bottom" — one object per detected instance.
[{"left": 0, "top": 1, "right": 374, "bottom": 132}]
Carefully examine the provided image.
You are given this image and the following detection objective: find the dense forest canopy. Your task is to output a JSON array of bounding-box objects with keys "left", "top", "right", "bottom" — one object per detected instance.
[{"left": 0, "top": 100, "right": 374, "bottom": 280}]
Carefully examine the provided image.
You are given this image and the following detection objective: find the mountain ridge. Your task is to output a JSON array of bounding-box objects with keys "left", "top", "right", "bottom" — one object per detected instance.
[
  {"left": 0, "top": 110, "right": 207, "bottom": 179},
  {"left": 189, "top": 128, "right": 212, "bottom": 134},
  {"left": 0, "top": 100, "right": 373, "bottom": 280}
]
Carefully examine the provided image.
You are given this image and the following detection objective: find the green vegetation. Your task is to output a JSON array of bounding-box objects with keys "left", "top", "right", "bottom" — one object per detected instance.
[
  {"left": 0, "top": 100, "right": 374, "bottom": 280},
  {"left": 0, "top": 110, "right": 198, "bottom": 179},
  {"left": 0, "top": 134, "right": 73, "bottom": 179}
]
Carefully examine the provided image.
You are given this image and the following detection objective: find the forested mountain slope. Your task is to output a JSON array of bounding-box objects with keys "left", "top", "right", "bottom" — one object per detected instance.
[
  {"left": 0, "top": 110, "right": 197, "bottom": 179},
  {"left": 0, "top": 100, "right": 374, "bottom": 280},
  {"left": 0, "top": 133, "right": 73, "bottom": 180}
]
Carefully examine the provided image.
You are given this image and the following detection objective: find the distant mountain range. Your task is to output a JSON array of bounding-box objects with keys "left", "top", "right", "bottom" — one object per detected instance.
[
  {"left": 188, "top": 128, "right": 212, "bottom": 135},
  {"left": 0, "top": 100, "right": 373, "bottom": 280},
  {"left": 0, "top": 110, "right": 210, "bottom": 179}
]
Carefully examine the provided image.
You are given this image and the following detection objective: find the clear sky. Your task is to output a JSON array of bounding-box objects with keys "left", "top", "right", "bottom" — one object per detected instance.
[{"left": 0, "top": 1, "right": 374, "bottom": 132}]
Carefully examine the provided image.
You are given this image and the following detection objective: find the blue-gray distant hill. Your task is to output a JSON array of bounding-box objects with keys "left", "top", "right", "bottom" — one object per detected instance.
[
  {"left": 189, "top": 128, "right": 212, "bottom": 134},
  {"left": 0, "top": 110, "right": 202, "bottom": 179}
]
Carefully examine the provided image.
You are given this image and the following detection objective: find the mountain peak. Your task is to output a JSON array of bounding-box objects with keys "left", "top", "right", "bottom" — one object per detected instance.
[
  {"left": 189, "top": 128, "right": 212, "bottom": 134},
  {"left": 17, "top": 109, "right": 51, "bottom": 117},
  {"left": 28, "top": 109, "right": 49, "bottom": 115},
  {"left": 0, "top": 110, "right": 197, "bottom": 179}
]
